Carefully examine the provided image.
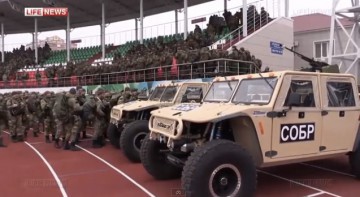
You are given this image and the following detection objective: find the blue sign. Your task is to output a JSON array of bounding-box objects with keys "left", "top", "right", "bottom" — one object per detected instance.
[{"left": 270, "top": 41, "right": 283, "bottom": 55}]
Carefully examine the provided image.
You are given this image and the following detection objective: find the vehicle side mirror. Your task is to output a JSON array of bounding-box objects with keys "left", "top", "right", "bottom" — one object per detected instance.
[{"left": 287, "top": 93, "right": 301, "bottom": 110}]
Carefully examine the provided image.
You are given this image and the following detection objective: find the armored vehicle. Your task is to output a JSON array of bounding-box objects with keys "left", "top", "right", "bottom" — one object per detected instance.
[
  {"left": 108, "top": 81, "right": 209, "bottom": 162},
  {"left": 141, "top": 70, "right": 360, "bottom": 197}
]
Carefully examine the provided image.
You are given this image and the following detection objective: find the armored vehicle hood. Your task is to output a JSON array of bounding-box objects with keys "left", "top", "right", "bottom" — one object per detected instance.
[
  {"left": 151, "top": 102, "right": 269, "bottom": 123},
  {"left": 113, "top": 100, "right": 165, "bottom": 112}
]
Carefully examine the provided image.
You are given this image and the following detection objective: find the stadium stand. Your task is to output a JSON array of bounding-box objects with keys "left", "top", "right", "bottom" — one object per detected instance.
[{"left": 0, "top": 5, "right": 272, "bottom": 88}]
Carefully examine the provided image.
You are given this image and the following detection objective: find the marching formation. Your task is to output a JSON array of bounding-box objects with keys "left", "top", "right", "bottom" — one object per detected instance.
[{"left": 0, "top": 87, "right": 141, "bottom": 150}]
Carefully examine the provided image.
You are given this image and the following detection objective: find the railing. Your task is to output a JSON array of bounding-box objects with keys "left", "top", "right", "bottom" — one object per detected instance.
[
  {"left": 209, "top": 6, "right": 274, "bottom": 51},
  {"left": 0, "top": 59, "right": 259, "bottom": 89},
  {"left": 3, "top": 0, "right": 281, "bottom": 51}
]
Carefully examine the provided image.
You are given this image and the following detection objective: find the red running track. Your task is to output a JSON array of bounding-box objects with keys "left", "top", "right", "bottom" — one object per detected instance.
[{"left": 1, "top": 130, "right": 360, "bottom": 197}]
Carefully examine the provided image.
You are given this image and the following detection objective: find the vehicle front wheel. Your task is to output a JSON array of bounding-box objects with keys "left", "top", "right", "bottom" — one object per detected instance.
[
  {"left": 140, "top": 134, "right": 182, "bottom": 180},
  {"left": 182, "top": 140, "right": 257, "bottom": 197},
  {"left": 120, "top": 120, "right": 149, "bottom": 163},
  {"left": 107, "top": 123, "right": 122, "bottom": 149}
]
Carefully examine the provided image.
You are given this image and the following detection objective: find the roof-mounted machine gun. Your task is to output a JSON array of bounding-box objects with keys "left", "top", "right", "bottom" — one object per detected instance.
[{"left": 284, "top": 46, "right": 340, "bottom": 73}]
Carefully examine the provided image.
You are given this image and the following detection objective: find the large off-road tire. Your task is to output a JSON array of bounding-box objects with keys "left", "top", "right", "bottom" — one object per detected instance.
[
  {"left": 120, "top": 120, "right": 149, "bottom": 163},
  {"left": 140, "top": 134, "right": 182, "bottom": 180},
  {"left": 182, "top": 140, "right": 257, "bottom": 197},
  {"left": 107, "top": 123, "right": 122, "bottom": 149},
  {"left": 350, "top": 146, "right": 360, "bottom": 179}
]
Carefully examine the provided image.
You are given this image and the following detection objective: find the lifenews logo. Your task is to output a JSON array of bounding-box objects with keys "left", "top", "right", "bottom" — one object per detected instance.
[{"left": 24, "top": 7, "right": 68, "bottom": 17}]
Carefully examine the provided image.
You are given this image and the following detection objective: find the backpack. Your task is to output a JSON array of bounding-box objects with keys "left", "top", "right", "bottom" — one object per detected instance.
[{"left": 53, "top": 93, "right": 69, "bottom": 121}]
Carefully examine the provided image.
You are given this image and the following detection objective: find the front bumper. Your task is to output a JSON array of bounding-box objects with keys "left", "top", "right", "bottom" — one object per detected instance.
[{"left": 148, "top": 114, "right": 183, "bottom": 141}]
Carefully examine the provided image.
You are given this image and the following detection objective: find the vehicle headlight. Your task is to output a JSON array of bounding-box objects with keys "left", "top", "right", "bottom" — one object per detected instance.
[{"left": 111, "top": 109, "right": 121, "bottom": 119}]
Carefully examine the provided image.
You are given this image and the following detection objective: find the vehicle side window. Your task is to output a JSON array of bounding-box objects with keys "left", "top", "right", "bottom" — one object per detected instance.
[
  {"left": 284, "top": 80, "right": 315, "bottom": 107},
  {"left": 327, "top": 82, "right": 355, "bottom": 107}
]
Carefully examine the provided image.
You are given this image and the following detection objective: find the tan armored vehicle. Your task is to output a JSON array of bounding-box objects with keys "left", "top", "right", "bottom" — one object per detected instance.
[
  {"left": 140, "top": 71, "right": 360, "bottom": 197},
  {"left": 108, "top": 81, "right": 210, "bottom": 162}
]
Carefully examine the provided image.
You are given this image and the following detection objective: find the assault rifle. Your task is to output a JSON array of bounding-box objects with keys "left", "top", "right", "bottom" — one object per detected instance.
[{"left": 284, "top": 46, "right": 340, "bottom": 73}]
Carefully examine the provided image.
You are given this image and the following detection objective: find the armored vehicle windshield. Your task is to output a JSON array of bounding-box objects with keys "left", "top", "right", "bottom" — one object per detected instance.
[
  {"left": 232, "top": 77, "right": 278, "bottom": 104},
  {"left": 203, "top": 80, "right": 239, "bottom": 102},
  {"left": 160, "top": 86, "right": 179, "bottom": 102},
  {"left": 149, "top": 87, "right": 166, "bottom": 101}
]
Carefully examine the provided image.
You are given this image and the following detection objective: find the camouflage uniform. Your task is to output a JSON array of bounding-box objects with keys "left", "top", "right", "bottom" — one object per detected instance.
[
  {"left": 25, "top": 93, "right": 40, "bottom": 137},
  {"left": 41, "top": 92, "right": 56, "bottom": 143},
  {"left": 76, "top": 89, "right": 87, "bottom": 140},
  {"left": 53, "top": 90, "right": 82, "bottom": 151},
  {"left": 0, "top": 94, "right": 7, "bottom": 147},
  {"left": 92, "top": 92, "right": 110, "bottom": 148},
  {"left": 6, "top": 93, "right": 25, "bottom": 142}
]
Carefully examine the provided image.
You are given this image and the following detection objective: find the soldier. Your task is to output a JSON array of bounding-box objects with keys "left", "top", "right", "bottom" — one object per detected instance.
[
  {"left": 117, "top": 87, "right": 132, "bottom": 104},
  {"left": 76, "top": 88, "right": 86, "bottom": 141},
  {"left": 53, "top": 89, "right": 82, "bottom": 151},
  {"left": 81, "top": 95, "right": 97, "bottom": 137},
  {"left": 41, "top": 91, "right": 56, "bottom": 143},
  {"left": 92, "top": 91, "right": 110, "bottom": 148},
  {"left": 36, "top": 69, "right": 42, "bottom": 86},
  {"left": 7, "top": 92, "right": 25, "bottom": 142},
  {"left": 25, "top": 92, "right": 40, "bottom": 137},
  {"left": 0, "top": 94, "right": 7, "bottom": 147}
]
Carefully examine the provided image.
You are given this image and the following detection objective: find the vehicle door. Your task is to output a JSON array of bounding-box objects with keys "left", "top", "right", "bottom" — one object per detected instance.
[
  {"left": 271, "top": 74, "right": 322, "bottom": 158},
  {"left": 319, "top": 75, "right": 360, "bottom": 152}
]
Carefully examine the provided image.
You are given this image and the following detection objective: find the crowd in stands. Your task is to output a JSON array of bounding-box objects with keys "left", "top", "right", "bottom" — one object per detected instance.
[{"left": 0, "top": 5, "right": 272, "bottom": 88}]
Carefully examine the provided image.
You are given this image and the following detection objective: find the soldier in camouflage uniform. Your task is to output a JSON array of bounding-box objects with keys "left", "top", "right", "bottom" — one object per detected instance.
[
  {"left": 75, "top": 88, "right": 87, "bottom": 141},
  {"left": 117, "top": 87, "right": 132, "bottom": 104},
  {"left": 0, "top": 94, "right": 7, "bottom": 147},
  {"left": 7, "top": 92, "right": 26, "bottom": 142},
  {"left": 25, "top": 92, "right": 40, "bottom": 137},
  {"left": 41, "top": 91, "right": 56, "bottom": 143},
  {"left": 92, "top": 91, "right": 111, "bottom": 148},
  {"left": 53, "top": 89, "right": 82, "bottom": 151},
  {"left": 81, "top": 95, "right": 97, "bottom": 137}
]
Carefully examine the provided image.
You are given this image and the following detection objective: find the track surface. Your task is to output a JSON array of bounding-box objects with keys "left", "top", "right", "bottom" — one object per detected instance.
[{"left": 1, "top": 130, "right": 360, "bottom": 197}]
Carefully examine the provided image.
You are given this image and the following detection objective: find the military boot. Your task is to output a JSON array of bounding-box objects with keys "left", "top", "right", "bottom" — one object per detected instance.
[
  {"left": 11, "top": 135, "right": 17, "bottom": 143},
  {"left": 82, "top": 131, "right": 88, "bottom": 139},
  {"left": 63, "top": 141, "right": 70, "bottom": 150},
  {"left": 98, "top": 136, "right": 106, "bottom": 147},
  {"left": 92, "top": 138, "right": 102, "bottom": 148},
  {"left": 0, "top": 137, "right": 7, "bottom": 147},
  {"left": 54, "top": 138, "right": 61, "bottom": 149},
  {"left": 45, "top": 136, "right": 51, "bottom": 143},
  {"left": 70, "top": 142, "right": 80, "bottom": 151},
  {"left": 75, "top": 133, "right": 80, "bottom": 143},
  {"left": 17, "top": 135, "right": 24, "bottom": 142}
]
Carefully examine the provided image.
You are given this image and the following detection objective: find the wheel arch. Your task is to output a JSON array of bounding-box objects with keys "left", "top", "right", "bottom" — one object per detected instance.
[{"left": 228, "top": 116, "right": 264, "bottom": 167}]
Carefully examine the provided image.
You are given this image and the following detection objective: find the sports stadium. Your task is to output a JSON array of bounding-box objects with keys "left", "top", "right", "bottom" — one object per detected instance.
[{"left": 1, "top": 0, "right": 360, "bottom": 196}]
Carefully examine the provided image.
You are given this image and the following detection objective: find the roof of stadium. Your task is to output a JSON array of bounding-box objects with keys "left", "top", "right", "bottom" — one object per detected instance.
[{"left": 0, "top": 0, "right": 213, "bottom": 34}]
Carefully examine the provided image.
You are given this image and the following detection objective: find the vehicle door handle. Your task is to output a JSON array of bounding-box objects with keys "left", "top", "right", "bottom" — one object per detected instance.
[
  {"left": 298, "top": 112, "right": 305, "bottom": 119},
  {"left": 339, "top": 111, "right": 345, "bottom": 117},
  {"left": 321, "top": 111, "right": 328, "bottom": 116}
]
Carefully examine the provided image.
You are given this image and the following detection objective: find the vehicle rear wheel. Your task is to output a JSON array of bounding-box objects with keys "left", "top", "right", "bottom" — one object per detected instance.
[
  {"left": 350, "top": 146, "right": 360, "bottom": 179},
  {"left": 107, "top": 123, "right": 122, "bottom": 149},
  {"left": 182, "top": 140, "right": 257, "bottom": 197},
  {"left": 140, "top": 134, "right": 182, "bottom": 180},
  {"left": 120, "top": 120, "right": 149, "bottom": 163}
]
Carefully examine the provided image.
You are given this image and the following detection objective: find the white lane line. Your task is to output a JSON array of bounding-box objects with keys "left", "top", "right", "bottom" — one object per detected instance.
[
  {"left": 305, "top": 191, "right": 325, "bottom": 197},
  {"left": 300, "top": 163, "right": 355, "bottom": 178},
  {"left": 75, "top": 145, "right": 156, "bottom": 197},
  {"left": 3, "top": 131, "right": 68, "bottom": 197},
  {"left": 258, "top": 170, "right": 341, "bottom": 197},
  {"left": 24, "top": 141, "right": 69, "bottom": 197}
]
